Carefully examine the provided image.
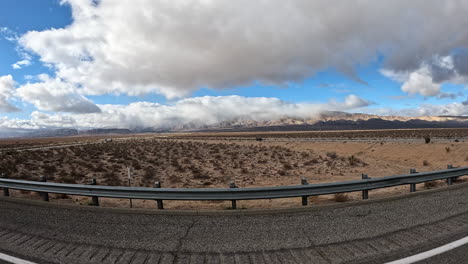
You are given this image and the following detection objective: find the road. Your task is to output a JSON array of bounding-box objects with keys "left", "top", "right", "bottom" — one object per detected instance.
[
  {"left": 419, "top": 243, "right": 468, "bottom": 264},
  {"left": 0, "top": 142, "right": 96, "bottom": 152},
  {"left": 1, "top": 183, "right": 468, "bottom": 263}
]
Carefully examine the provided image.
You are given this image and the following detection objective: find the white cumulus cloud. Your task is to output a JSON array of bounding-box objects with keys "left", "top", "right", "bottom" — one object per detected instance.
[
  {"left": 16, "top": 74, "right": 101, "bottom": 113},
  {"left": 0, "top": 75, "right": 20, "bottom": 112},
  {"left": 401, "top": 67, "right": 441, "bottom": 97},
  {"left": 12, "top": 59, "right": 31, "bottom": 69},
  {"left": 383, "top": 52, "right": 468, "bottom": 97},
  {"left": 17, "top": 0, "right": 468, "bottom": 99}
]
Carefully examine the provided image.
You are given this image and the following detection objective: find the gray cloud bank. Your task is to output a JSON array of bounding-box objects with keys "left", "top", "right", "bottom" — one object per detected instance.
[
  {"left": 0, "top": 95, "right": 369, "bottom": 131},
  {"left": 17, "top": 0, "right": 468, "bottom": 99}
]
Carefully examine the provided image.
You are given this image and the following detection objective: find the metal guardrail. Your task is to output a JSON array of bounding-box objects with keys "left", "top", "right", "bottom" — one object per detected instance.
[{"left": 0, "top": 165, "right": 466, "bottom": 209}]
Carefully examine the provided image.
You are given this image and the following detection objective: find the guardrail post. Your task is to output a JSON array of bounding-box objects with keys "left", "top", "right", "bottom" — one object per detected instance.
[
  {"left": 0, "top": 173, "right": 9, "bottom": 197},
  {"left": 361, "top": 174, "right": 369, "bottom": 200},
  {"left": 229, "top": 181, "right": 237, "bottom": 209},
  {"left": 90, "top": 179, "right": 99, "bottom": 206},
  {"left": 447, "top": 164, "right": 454, "bottom": 185},
  {"left": 409, "top": 168, "right": 417, "bottom": 192},
  {"left": 154, "top": 181, "right": 164, "bottom": 210},
  {"left": 39, "top": 176, "right": 49, "bottom": 202},
  {"left": 301, "top": 177, "right": 308, "bottom": 206}
]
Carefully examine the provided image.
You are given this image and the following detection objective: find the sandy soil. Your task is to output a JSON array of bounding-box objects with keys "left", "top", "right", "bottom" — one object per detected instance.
[{"left": 1, "top": 129, "right": 467, "bottom": 210}]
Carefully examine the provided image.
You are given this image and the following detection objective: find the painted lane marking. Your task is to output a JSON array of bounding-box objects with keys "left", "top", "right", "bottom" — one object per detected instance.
[
  {"left": 0, "top": 253, "right": 37, "bottom": 264},
  {"left": 386, "top": 235, "right": 468, "bottom": 264}
]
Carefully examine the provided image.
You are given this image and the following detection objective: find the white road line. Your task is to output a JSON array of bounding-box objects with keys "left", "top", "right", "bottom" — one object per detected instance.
[
  {"left": 386, "top": 235, "right": 468, "bottom": 264},
  {"left": 0, "top": 253, "right": 37, "bottom": 264}
]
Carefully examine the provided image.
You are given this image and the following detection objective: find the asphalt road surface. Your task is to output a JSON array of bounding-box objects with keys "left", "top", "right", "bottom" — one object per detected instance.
[
  {"left": 417, "top": 242, "right": 468, "bottom": 264},
  {"left": 1, "top": 183, "right": 468, "bottom": 263}
]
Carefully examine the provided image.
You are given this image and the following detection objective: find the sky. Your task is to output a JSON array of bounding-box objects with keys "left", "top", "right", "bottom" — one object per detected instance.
[{"left": 1, "top": 0, "right": 468, "bottom": 134}]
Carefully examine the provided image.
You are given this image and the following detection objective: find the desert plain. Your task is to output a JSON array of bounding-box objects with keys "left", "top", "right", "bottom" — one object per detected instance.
[{"left": 1, "top": 128, "right": 467, "bottom": 210}]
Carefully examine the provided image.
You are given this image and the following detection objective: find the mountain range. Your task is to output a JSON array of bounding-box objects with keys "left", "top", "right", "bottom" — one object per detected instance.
[{"left": 9, "top": 111, "right": 468, "bottom": 138}]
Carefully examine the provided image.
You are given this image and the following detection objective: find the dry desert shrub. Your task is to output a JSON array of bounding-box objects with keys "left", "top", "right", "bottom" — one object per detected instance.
[
  {"left": 142, "top": 166, "right": 155, "bottom": 184},
  {"left": 333, "top": 193, "right": 350, "bottom": 202},
  {"left": 282, "top": 163, "right": 293, "bottom": 170},
  {"left": 347, "top": 155, "right": 360, "bottom": 166},
  {"left": 103, "top": 172, "right": 120, "bottom": 186},
  {"left": 304, "top": 158, "right": 319, "bottom": 166},
  {"left": 424, "top": 181, "right": 438, "bottom": 189},
  {"left": 424, "top": 136, "right": 431, "bottom": 144}
]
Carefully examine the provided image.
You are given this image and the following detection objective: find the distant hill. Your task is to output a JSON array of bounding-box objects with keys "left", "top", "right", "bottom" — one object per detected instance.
[
  {"left": 196, "top": 118, "right": 468, "bottom": 132},
  {"left": 13, "top": 111, "right": 468, "bottom": 138},
  {"left": 80, "top": 128, "right": 132, "bottom": 135},
  {"left": 188, "top": 112, "right": 468, "bottom": 132},
  {"left": 24, "top": 128, "right": 79, "bottom": 138}
]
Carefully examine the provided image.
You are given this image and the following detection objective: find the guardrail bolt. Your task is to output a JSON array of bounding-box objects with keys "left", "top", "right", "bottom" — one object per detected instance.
[
  {"left": 361, "top": 174, "right": 369, "bottom": 200},
  {"left": 90, "top": 178, "right": 99, "bottom": 206},
  {"left": 409, "top": 168, "right": 417, "bottom": 192},
  {"left": 39, "top": 176, "right": 49, "bottom": 202},
  {"left": 154, "top": 181, "right": 164, "bottom": 210},
  {"left": 0, "top": 173, "right": 9, "bottom": 197},
  {"left": 301, "top": 177, "right": 309, "bottom": 206},
  {"left": 229, "top": 181, "right": 237, "bottom": 209}
]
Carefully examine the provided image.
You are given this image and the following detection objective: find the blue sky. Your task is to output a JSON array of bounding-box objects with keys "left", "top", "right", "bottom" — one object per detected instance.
[{"left": 0, "top": 0, "right": 467, "bottom": 132}]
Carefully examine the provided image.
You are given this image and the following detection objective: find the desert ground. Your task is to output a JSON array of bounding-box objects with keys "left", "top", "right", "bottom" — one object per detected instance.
[{"left": 1, "top": 128, "right": 468, "bottom": 209}]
